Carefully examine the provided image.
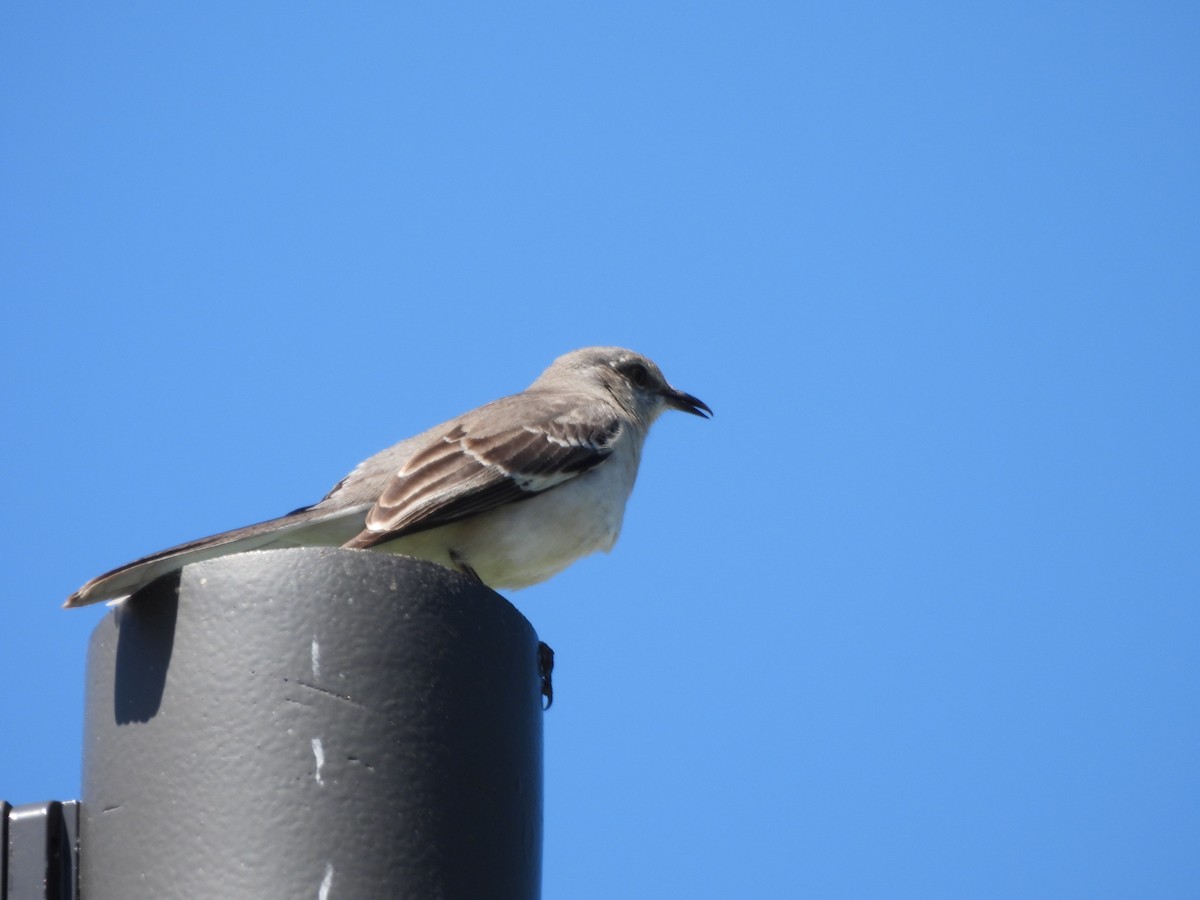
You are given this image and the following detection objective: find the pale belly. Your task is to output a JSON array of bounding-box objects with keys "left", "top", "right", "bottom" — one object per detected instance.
[{"left": 381, "top": 453, "right": 639, "bottom": 589}]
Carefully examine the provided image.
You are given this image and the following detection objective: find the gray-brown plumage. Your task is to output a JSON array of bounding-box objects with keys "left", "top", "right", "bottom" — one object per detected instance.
[{"left": 65, "top": 347, "right": 711, "bottom": 608}]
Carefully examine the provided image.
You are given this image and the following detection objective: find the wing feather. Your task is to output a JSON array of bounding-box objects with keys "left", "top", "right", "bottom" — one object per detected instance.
[{"left": 348, "top": 393, "right": 621, "bottom": 549}]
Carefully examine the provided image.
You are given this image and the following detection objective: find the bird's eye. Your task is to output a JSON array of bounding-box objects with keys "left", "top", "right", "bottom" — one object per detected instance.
[{"left": 626, "top": 363, "right": 650, "bottom": 387}]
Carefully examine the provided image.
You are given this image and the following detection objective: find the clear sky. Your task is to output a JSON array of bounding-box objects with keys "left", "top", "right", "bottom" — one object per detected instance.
[{"left": 3, "top": 4, "right": 1198, "bottom": 897}]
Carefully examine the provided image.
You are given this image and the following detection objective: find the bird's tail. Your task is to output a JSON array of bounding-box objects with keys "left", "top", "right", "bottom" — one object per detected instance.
[{"left": 63, "top": 504, "right": 368, "bottom": 608}]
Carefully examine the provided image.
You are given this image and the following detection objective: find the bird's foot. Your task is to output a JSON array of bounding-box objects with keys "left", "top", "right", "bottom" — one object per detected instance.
[
  {"left": 538, "top": 641, "right": 555, "bottom": 710},
  {"left": 448, "top": 549, "right": 483, "bottom": 583}
]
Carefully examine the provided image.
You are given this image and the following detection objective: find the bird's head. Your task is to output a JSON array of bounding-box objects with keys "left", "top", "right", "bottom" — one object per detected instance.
[{"left": 535, "top": 347, "right": 712, "bottom": 426}]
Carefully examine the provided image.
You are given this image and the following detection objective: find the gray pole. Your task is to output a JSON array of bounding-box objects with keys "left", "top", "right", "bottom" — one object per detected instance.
[{"left": 79, "top": 548, "right": 544, "bottom": 899}]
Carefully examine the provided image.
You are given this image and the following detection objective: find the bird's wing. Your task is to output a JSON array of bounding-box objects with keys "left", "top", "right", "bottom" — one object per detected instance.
[{"left": 347, "top": 392, "right": 622, "bottom": 549}]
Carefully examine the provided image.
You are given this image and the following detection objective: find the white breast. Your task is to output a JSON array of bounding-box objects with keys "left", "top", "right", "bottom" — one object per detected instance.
[{"left": 386, "top": 435, "right": 645, "bottom": 589}]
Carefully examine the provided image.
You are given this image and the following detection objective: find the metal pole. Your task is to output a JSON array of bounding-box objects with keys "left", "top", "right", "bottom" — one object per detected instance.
[{"left": 79, "top": 548, "right": 544, "bottom": 899}]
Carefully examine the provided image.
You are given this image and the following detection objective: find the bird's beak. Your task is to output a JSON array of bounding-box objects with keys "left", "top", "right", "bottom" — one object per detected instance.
[{"left": 664, "top": 386, "right": 713, "bottom": 418}]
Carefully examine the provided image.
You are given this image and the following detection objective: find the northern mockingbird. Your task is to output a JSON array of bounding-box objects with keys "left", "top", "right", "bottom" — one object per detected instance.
[{"left": 65, "top": 346, "right": 711, "bottom": 609}]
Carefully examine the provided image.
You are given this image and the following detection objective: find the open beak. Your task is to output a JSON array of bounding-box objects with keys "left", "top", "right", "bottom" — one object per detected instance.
[{"left": 664, "top": 386, "right": 713, "bottom": 418}]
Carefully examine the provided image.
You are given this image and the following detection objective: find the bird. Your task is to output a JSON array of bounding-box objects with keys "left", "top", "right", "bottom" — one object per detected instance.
[{"left": 65, "top": 346, "right": 712, "bottom": 610}]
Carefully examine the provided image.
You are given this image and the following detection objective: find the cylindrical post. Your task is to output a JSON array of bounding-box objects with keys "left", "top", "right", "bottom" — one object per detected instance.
[{"left": 79, "top": 548, "right": 544, "bottom": 899}]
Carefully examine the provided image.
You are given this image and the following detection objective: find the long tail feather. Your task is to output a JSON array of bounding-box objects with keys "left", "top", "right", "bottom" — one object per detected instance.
[{"left": 64, "top": 505, "right": 368, "bottom": 608}]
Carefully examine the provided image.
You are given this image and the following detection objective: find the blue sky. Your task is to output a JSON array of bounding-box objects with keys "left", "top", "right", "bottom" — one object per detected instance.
[{"left": 3, "top": 3, "right": 1198, "bottom": 897}]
